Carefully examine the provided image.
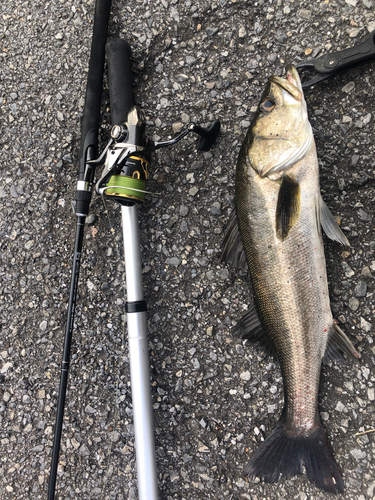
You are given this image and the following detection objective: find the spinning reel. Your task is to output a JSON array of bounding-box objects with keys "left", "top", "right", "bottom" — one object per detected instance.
[{"left": 93, "top": 106, "right": 220, "bottom": 204}]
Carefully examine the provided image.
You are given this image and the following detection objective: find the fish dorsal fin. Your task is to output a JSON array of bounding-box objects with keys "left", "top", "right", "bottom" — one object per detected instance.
[
  {"left": 233, "top": 302, "right": 277, "bottom": 359},
  {"left": 323, "top": 323, "right": 360, "bottom": 365},
  {"left": 221, "top": 209, "right": 249, "bottom": 273},
  {"left": 319, "top": 196, "right": 350, "bottom": 246},
  {"left": 276, "top": 175, "right": 301, "bottom": 241}
]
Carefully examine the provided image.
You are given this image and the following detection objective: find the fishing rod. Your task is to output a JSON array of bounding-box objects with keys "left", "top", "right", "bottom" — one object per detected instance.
[
  {"left": 92, "top": 38, "right": 220, "bottom": 499},
  {"left": 47, "top": 0, "right": 112, "bottom": 498},
  {"left": 48, "top": 0, "right": 220, "bottom": 498}
]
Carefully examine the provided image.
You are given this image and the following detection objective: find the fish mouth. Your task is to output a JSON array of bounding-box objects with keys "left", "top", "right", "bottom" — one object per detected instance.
[{"left": 269, "top": 65, "right": 303, "bottom": 101}]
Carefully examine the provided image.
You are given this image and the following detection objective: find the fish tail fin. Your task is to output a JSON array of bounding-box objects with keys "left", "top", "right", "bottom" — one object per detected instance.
[{"left": 245, "top": 417, "right": 344, "bottom": 494}]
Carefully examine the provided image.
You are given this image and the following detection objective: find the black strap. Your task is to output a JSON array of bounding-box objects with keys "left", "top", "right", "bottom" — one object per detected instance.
[{"left": 126, "top": 300, "right": 147, "bottom": 313}]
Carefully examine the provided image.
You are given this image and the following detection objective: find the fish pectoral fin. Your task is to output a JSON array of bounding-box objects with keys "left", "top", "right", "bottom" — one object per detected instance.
[
  {"left": 221, "top": 209, "right": 249, "bottom": 273},
  {"left": 323, "top": 323, "right": 360, "bottom": 365},
  {"left": 276, "top": 175, "right": 301, "bottom": 241},
  {"left": 319, "top": 196, "right": 350, "bottom": 246},
  {"left": 233, "top": 302, "right": 277, "bottom": 358}
]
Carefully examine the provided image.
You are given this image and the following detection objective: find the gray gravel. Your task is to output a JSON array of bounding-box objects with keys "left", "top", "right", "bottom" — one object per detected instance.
[{"left": 1, "top": 0, "right": 375, "bottom": 499}]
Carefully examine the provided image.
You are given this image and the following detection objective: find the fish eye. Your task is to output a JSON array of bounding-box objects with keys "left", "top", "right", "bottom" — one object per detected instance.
[{"left": 260, "top": 98, "right": 276, "bottom": 113}]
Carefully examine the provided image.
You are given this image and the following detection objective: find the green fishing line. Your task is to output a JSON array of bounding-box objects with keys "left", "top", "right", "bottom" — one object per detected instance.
[{"left": 106, "top": 175, "right": 147, "bottom": 201}]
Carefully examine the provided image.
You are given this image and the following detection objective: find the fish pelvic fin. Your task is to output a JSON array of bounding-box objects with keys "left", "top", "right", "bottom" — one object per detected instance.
[
  {"left": 245, "top": 417, "right": 344, "bottom": 495},
  {"left": 221, "top": 209, "right": 249, "bottom": 273},
  {"left": 276, "top": 175, "right": 301, "bottom": 241},
  {"left": 323, "top": 322, "right": 360, "bottom": 364},
  {"left": 233, "top": 302, "right": 277, "bottom": 358},
  {"left": 319, "top": 195, "right": 350, "bottom": 246}
]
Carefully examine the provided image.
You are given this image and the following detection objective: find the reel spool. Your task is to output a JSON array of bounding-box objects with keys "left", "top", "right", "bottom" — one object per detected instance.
[{"left": 104, "top": 154, "right": 149, "bottom": 203}]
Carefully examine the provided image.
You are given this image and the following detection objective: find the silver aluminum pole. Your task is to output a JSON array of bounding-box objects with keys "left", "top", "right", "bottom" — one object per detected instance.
[{"left": 121, "top": 203, "right": 159, "bottom": 500}]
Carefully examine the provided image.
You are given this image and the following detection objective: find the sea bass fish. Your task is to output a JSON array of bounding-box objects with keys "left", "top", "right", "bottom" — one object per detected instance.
[{"left": 222, "top": 65, "right": 359, "bottom": 494}]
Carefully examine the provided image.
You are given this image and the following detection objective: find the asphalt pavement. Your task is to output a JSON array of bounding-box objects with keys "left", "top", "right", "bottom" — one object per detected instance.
[{"left": 0, "top": 0, "right": 374, "bottom": 499}]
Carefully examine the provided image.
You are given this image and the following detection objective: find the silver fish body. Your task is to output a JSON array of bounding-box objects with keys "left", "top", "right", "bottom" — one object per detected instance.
[
  {"left": 223, "top": 65, "right": 359, "bottom": 494},
  {"left": 237, "top": 141, "right": 328, "bottom": 432}
]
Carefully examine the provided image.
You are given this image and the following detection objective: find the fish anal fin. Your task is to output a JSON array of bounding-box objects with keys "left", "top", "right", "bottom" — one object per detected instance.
[
  {"left": 320, "top": 196, "right": 350, "bottom": 246},
  {"left": 276, "top": 175, "right": 301, "bottom": 241},
  {"left": 245, "top": 417, "right": 344, "bottom": 494},
  {"left": 221, "top": 209, "right": 249, "bottom": 273},
  {"left": 323, "top": 322, "right": 360, "bottom": 365}
]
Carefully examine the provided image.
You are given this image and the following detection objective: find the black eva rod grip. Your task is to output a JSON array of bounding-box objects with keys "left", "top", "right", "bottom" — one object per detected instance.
[
  {"left": 106, "top": 38, "right": 135, "bottom": 126},
  {"left": 79, "top": 0, "right": 112, "bottom": 179}
]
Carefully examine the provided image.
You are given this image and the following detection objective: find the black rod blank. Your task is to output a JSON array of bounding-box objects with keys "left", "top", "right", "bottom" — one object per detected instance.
[{"left": 47, "top": 217, "right": 85, "bottom": 500}]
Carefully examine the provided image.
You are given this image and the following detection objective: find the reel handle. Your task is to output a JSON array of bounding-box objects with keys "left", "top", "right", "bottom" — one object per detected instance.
[{"left": 193, "top": 120, "right": 221, "bottom": 151}]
